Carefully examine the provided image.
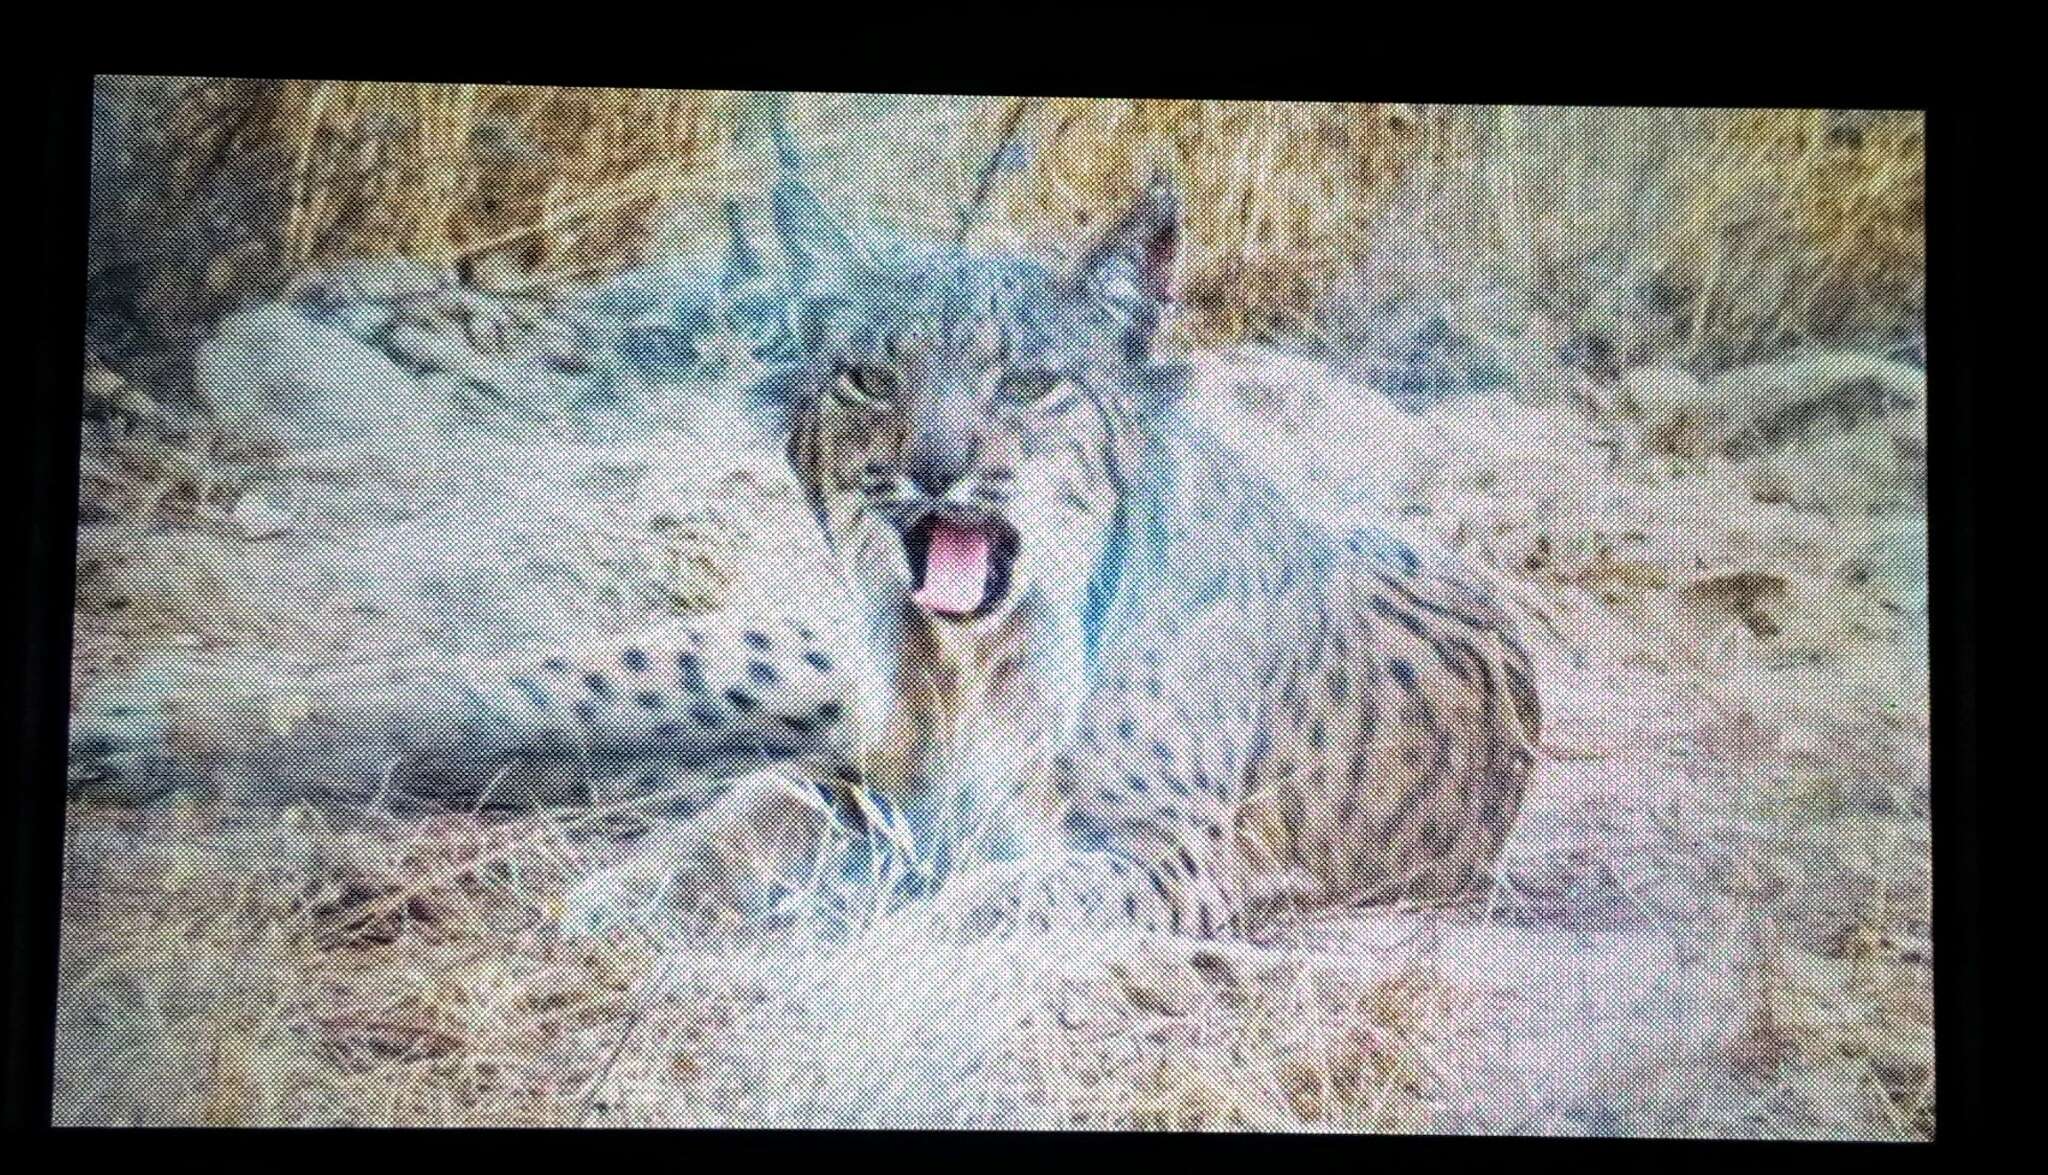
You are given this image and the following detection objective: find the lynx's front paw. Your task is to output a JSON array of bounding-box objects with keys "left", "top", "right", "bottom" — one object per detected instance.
[
  {"left": 919, "top": 851, "right": 1148, "bottom": 943},
  {"left": 559, "top": 768, "right": 842, "bottom": 938}
]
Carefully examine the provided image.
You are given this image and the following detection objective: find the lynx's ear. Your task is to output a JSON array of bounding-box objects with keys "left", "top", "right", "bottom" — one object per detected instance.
[
  {"left": 765, "top": 92, "right": 866, "bottom": 292},
  {"left": 771, "top": 163, "right": 864, "bottom": 284},
  {"left": 1073, "top": 169, "right": 1183, "bottom": 360}
]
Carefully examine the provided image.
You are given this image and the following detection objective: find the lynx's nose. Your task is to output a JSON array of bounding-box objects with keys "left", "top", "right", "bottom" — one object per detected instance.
[{"left": 905, "top": 449, "right": 974, "bottom": 497}]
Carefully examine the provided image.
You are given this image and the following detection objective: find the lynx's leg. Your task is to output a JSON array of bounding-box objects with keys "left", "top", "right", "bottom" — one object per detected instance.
[
  {"left": 1044, "top": 720, "right": 1245, "bottom": 940},
  {"left": 1032, "top": 606, "right": 1288, "bottom": 942},
  {"left": 561, "top": 768, "right": 1057, "bottom": 941},
  {"left": 560, "top": 765, "right": 849, "bottom": 937},
  {"left": 917, "top": 849, "right": 1192, "bottom": 944},
  {"left": 67, "top": 614, "right": 854, "bottom": 809}
]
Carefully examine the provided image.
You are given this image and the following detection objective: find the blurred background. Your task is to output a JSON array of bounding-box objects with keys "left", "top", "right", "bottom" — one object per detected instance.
[{"left": 84, "top": 81, "right": 1922, "bottom": 405}]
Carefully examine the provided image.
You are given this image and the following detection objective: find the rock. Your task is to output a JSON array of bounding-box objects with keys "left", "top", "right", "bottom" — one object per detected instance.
[
  {"left": 284, "top": 257, "right": 449, "bottom": 342},
  {"left": 81, "top": 354, "right": 160, "bottom": 433},
  {"left": 462, "top": 248, "right": 538, "bottom": 295},
  {"left": 1359, "top": 307, "right": 1519, "bottom": 412},
  {"left": 1617, "top": 353, "right": 1926, "bottom": 524},
  {"left": 382, "top": 320, "right": 585, "bottom": 418},
  {"left": 285, "top": 256, "right": 452, "bottom": 307},
  {"left": 1574, "top": 547, "right": 1673, "bottom": 604},
  {"left": 1745, "top": 425, "right": 1925, "bottom": 515},
  {"left": 617, "top": 322, "right": 705, "bottom": 372},
  {"left": 82, "top": 354, "right": 127, "bottom": 401},
  {"left": 1845, "top": 514, "right": 1928, "bottom": 617},
  {"left": 1713, "top": 352, "right": 1923, "bottom": 461},
  {"left": 193, "top": 305, "right": 433, "bottom": 446},
  {"left": 1677, "top": 570, "right": 1791, "bottom": 639}
]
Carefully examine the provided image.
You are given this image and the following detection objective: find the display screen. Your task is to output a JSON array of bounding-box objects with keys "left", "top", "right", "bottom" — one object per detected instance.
[{"left": 55, "top": 79, "right": 1932, "bottom": 1136}]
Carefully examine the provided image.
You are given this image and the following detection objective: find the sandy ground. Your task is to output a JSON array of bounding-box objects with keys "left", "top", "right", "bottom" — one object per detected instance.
[{"left": 54, "top": 338, "right": 1931, "bottom": 1135}]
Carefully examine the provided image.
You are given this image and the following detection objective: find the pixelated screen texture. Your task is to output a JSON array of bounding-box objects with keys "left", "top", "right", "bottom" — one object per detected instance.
[{"left": 57, "top": 83, "right": 1929, "bottom": 1135}]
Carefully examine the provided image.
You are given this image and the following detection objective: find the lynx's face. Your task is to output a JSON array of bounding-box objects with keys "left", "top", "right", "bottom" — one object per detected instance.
[
  {"left": 789, "top": 265, "right": 1125, "bottom": 630},
  {"left": 766, "top": 174, "right": 1185, "bottom": 637}
]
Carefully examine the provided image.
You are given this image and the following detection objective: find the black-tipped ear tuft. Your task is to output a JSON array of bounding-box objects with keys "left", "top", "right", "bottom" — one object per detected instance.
[
  {"left": 764, "top": 91, "right": 803, "bottom": 172},
  {"left": 765, "top": 93, "right": 866, "bottom": 290},
  {"left": 772, "top": 176, "right": 864, "bottom": 286},
  {"left": 719, "top": 199, "right": 761, "bottom": 289},
  {"left": 1074, "top": 169, "right": 1184, "bottom": 359}
]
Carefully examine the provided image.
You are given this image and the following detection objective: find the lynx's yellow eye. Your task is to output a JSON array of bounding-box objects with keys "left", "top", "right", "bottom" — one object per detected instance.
[{"left": 834, "top": 365, "right": 896, "bottom": 408}]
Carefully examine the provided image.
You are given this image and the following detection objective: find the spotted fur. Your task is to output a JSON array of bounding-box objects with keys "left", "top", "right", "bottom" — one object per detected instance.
[
  {"left": 714, "top": 156, "right": 1540, "bottom": 939},
  {"left": 70, "top": 150, "right": 1540, "bottom": 944}
]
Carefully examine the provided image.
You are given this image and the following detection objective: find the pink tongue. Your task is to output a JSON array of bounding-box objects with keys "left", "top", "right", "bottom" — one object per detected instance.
[{"left": 913, "top": 523, "right": 991, "bottom": 615}]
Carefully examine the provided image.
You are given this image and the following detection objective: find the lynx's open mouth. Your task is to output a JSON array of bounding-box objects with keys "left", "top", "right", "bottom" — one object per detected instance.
[{"left": 901, "top": 510, "right": 1021, "bottom": 621}]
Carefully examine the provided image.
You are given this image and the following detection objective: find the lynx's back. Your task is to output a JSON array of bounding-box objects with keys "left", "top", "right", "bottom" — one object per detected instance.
[{"left": 1040, "top": 399, "right": 1541, "bottom": 935}]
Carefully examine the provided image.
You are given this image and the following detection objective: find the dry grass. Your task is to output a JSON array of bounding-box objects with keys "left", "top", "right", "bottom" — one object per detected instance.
[
  {"left": 961, "top": 97, "right": 1457, "bottom": 346},
  {"left": 1659, "top": 665, "right": 1932, "bottom": 1141},
  {"left": 54, "top": 364, "right": 1935, "bottom": 1133},
  {"left": 1721, "top": 849, "right": 1934, "bottom": 1139},
  {"left": 90, "top": 76, "right": 741, "bottom": 386},
  {"left": 57, "top": 349, "right": 1934, "bottom": 1134},
  {"left": 164, "top": 79, "right": 738, "bottom": 290},
  {"left": 55, "top": 800, "right": 659, "bottom": 1126},
  {"left": 94, "top": 87, "right": 1924, "bottom": 387},
  {"left": 54, "top": 798, "right": 1467, "bottom": 1130},
  {"left": 66, "top": 86, "right": 1932, "bottom": 1135},
  {"left": 1664, "top": 109, "right": 1925, "bottom": 371},
  {"left": 1077, "top": 949, "right": 1465, "bottom": 1132},
  {"left": 956, "top": 101, "right": 1922, "bottom": 380}
]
